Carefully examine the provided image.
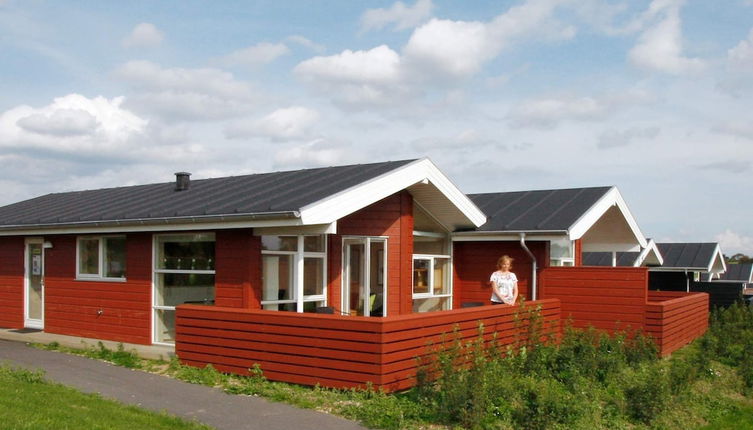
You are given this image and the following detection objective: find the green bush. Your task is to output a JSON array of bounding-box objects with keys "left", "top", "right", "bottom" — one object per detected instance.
[{"left": 623, "top": 364, "right": 671, "bottom": 424}]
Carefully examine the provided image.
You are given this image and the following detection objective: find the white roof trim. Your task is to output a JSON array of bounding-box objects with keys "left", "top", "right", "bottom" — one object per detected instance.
[
  {"left": 634, "top": 238, "right": 663, "bottom": 267},
  {"left": 299, "top": 158, "right": 486, "bottom": 228},
  {"left": 708, "top": 243, "right": 727, "bottom": 274},
  {"left": 568, "top": 187, "right": 647, "bottom": 248}
]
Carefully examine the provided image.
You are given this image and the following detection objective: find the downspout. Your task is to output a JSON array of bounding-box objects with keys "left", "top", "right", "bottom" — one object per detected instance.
[
  {"left": 519, "top": 233, "right": 538, "bottom": 301},
  {"left": 685, "top": 269, "right": 690, "bottom": 292}
]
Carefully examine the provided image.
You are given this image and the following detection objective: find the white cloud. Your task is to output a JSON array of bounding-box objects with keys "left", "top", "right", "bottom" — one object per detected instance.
[
  {"left": 360, "top": 0, "right": 433, "bottom": 32},
  {"left": 628, "top": 0, "right": 704, "bottom": 75},
  {"left": 712, "top": 120, "right": 753, "bottom": 140},
  {"left": 403, "top": 0, "right": 572, "bottom": 80},
  {"left": 122, "top": 23, "right": 164, "bottom": 48},
  {"left": 273, "top": 139, "right": 348, "bottom": 168},
  {"left": 698, "top": 160, "right": 750, "bottom": 174},
  {"left": 215, "top": 42, "right": 290, "bottom": 68},
  {"left": 718, "top": 28, "right": 753, "bottom": 96},
  {"left": 114, "top": 60, "right": 257, "bottom": 121},
  {"left": 0, "top": 94, "right": 147, "bottom": 153},
  {"left": 508, "top": 90, "right": 656, "bottom": 129},
  {"left": 286, "top": 35, "right": 325, "bottom": 53},
  {"left": 412, "top": 129, "right": 494, "bottom": 151},
  {"left": 225, "top": 106, "right": 320, "bottom": 140},
  {"left": 715, "top": 229, "right": 753, "bottom": 256},
  {"left": 598, "top": 126, "right": 660, "bottom": 149},
  {"left": 294, "top": 45, "right": 412, "bottom": 107}
]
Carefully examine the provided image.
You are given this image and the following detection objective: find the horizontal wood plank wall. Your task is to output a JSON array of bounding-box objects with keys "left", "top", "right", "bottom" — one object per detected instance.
[
  {"left": 645, "top": 291, "right": 708, "bottom": 356},
  {"left": 43, "top": 233, "right": 152, "bottom": 344},
  {"left": 453, "top": 241, "right": 548, "bottom": 308},
  {"left": 175, "top": 299, "right": 561, "bottom": 392},
  {"left": 328, "top": 192, "right": 413, "bottom": 316},
  {"left": 539, "top": 266, "right": 648, "bottom": 332},
  {"left": 0, "top": 237, "right": 24, "bottom": 329}
]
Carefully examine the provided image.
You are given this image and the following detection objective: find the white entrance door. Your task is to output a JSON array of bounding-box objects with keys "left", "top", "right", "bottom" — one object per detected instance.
[
  {"left": 342, "top": 237, "right": 386, "bottom": 317},
  {"left": 24, "top": 238, "right": 44, "bottom": 329}
]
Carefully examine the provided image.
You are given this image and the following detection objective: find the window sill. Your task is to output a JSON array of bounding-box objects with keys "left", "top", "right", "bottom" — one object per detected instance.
[{"left": 75, "top": 277, "right": 127, "bottom": 283}]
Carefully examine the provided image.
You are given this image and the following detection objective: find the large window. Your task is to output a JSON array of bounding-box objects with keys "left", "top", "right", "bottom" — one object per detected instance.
[
  {"left": 153, "top": 233, "right": 215, "bottom": 344},
  {"left": 261, "top": 235, "right": 326, "bottom": 312},
  {"left": 413, "top": 203, "right": 452, "bottom": 312},
  {"left": 76, "top": 236, "right": 126, "bottom": 280},
  {"left": 412, "top": 235, "right": 451, "bottom": 312}
]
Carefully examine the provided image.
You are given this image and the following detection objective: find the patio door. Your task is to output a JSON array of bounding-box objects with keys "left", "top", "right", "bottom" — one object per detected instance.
[
  {"left": 24, "top": 238, "right": 44, "bottom": 329},
  {"left": 342, "top": 237, "right": 386, "bottom": 317}
]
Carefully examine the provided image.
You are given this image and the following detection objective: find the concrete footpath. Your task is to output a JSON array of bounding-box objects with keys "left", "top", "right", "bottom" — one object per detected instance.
[{"left": 0, "top": 339, "right": 367, "bottom": 430}]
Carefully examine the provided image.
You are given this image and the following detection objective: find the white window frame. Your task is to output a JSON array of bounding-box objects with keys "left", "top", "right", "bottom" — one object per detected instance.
[
  {"left": 152, "top": 232, "right": 216, "bottom": 345},
  {"left": 76, "top": 235, "right": 127, "bottom": 282},
  {"left": 260, "top": 235, "right": 327, "bottom": 313},
  {"left": 550, "top": 238, "right": 575, "bottom": 267},
  {"left": 412, "top": 229, "right": 453, "bottom": 312},
  {"left": 341, "top": 236, "right": 388, "bottom": 317}
]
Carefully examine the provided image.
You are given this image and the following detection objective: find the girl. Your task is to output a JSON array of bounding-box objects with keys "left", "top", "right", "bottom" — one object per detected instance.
[{"left": 490, "top": 255, "right": 518, "bottom": 305}]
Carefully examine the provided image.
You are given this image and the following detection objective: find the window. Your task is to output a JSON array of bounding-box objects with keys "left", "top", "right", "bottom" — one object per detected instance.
[
  {"left": 550, "top": 237, "right": 574, "bottom": 266},
  {"left": 153, "top": 233, "right": 215, "bottom": 344},
  {"left": 412, "top": 234, "right": 451, "bottom": 313},
  {"left": 261, "top": 235, "right": 326, "bottom": 312},
  {"left": 76, "top": 236, "right": 126, "bottom": 280}
]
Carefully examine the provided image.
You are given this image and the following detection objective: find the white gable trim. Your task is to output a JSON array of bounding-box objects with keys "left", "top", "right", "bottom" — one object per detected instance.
[
  {"left": 568, "top": 187, "right": 647, "bottom": 248},
  {"left": 634, "top": 238, "right": 663, "bottom": 267},
  {"left": 708, "top": 243, "right": 727, "bottom": 274},
  {"left": 298, "top": 158, "right": 486, "bottom": 228}
]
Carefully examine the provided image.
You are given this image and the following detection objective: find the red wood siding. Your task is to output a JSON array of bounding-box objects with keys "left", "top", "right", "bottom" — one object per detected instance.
[
  {"left": 574, "top": 239, "right": 583, "bottom": 266},
  {"left": 539, "top": 266, "right": 648, "bottom": 332},
  {"left": 0, "top": 237, "right": 24, "bottom": 329},
  {"left": 175, "top": 299, "right": 561, "bottom": 392},
  {"left": 327, "top": 192, "right": 413, "bottom": 315},
  {"left": 646, "top": 291, "right": 708, "bottom": 356},
  {"left": 452, "top": 241, "right": 548, "bottom": 307},
  {"left": 215, "top": 230, "right": 260, "bottom": 309},
  {"left": 43, "top": 234, "right": 152, "bottom": 344}
]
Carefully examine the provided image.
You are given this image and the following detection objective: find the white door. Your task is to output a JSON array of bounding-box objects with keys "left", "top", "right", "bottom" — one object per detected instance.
[
  {"left": 24, "top": 238, "right": 44, "bottom": 329},
  {"left": 341, "top": 237, "right": 386, "bottom": 317}
]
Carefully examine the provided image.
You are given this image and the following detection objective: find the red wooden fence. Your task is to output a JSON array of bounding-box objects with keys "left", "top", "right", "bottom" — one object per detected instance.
[
  {"left": 539, "top": 266, "right": 648, "bottom": 332},
  {"left": 175, "top": 299, "right": 561, "bottom": 392},
  {"left": 646, "top": 291, "right": 709, "bottom": 356}
]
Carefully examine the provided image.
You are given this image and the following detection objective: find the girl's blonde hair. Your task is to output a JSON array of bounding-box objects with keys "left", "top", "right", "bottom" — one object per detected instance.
[{"left": 496, "top": 255, "right": 514, "bottom": 270}]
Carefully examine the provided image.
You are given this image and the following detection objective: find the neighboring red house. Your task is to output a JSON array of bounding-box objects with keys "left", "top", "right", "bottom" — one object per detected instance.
[{"left": 0, "top": 159, "right": 709, "bottom": 390}]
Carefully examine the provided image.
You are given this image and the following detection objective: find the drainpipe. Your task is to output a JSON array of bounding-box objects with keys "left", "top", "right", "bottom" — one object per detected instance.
[
  {"left": 519, "top": 233, "right": 538, "bottom": 301},
  {"left": 685, "top": 269, "right": 690, "bottom": 292}
]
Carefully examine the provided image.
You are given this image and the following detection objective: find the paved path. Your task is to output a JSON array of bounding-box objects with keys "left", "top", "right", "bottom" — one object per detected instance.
[{"left": 0, "top": 339, "right": 366, "bottom": 430}]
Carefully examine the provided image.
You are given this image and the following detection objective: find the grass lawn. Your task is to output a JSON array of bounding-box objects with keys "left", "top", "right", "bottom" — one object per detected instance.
[
  {"left": 700, "top": 403, "right": 753, "bottom": 430},
  {"left": 0, "top": 364, "right": 211, "bottom": 430}
]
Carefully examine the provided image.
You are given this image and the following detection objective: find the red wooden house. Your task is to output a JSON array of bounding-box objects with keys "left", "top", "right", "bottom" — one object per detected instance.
[{"left": 0, "top": 159, "right": 708, "bottom": 390}]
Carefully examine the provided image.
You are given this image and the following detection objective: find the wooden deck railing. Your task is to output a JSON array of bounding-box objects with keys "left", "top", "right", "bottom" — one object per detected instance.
[
  {"left": 645, "top": 291, "right": 709, "bottom": 356},
  {"left": 175, "top": 299, "right": 561, "bottom": 392}
]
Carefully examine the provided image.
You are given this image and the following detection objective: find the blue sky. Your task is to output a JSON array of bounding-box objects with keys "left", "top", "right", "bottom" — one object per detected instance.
[{"left": 1, "top": 0, "right": 753, "bottom": 255}]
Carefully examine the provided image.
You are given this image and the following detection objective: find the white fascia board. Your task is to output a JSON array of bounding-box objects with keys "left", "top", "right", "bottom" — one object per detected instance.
[
  {"left": 452, "top": 232, "right": 567, "bottom": 242},
  {"left": 708, "top": 243, "right": 727, "bottom": 274},
  {"left": 635, "top": 238, "right": 664, "bottom": 267},
  {"left": 253, "top": 222, "right": 337, "bottom": 236},
  {"left": 568, "top": 187, "right": 647, "bottom": 248},
  {"left": 299, "top": 158, "right": 487, "bottom": 227},
  {"left": 0, "top": 217, "right": 306, "bottom": 236}
]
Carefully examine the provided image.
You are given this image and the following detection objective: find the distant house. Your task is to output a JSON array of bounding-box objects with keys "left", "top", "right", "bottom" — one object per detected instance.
[
  {"left": 582, "top": 238, "right": 663, "bottom": 267},
  {"left": 649, "top": 242, "right": 726, "bottom": 291},
  {"left": 714, "top": 263, "right": 752, "bottom": 283}
]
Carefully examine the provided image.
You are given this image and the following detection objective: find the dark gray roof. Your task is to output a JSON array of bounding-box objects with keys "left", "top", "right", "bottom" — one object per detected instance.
[
  {"left": 468, "top": 186, "right": 612, "bottom": 232},
  {"left": 719, "top": 263, "right": 753, "bottom": 282},
  {"left": 0, "top": 159, "right": 417, "bottom": 228},
  {"left": 582, "top": 251, "right": 639, "bottom": 267},
  {"left": 656, "top": 243, "right": 719, "bottom": 270}
]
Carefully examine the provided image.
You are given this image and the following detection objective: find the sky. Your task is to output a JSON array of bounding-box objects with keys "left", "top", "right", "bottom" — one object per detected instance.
[{"left": 1, "top": 0, "right": 752, "bottom": 256}]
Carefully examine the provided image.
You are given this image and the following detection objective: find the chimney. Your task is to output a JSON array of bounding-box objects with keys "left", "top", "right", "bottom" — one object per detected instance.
[{"left": 175, "top": 172, "right": 191, "bottom": 191}]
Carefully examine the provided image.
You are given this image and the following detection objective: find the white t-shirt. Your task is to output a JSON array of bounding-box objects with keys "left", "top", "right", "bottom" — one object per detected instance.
[{"left": 490, "top": 271, "right": 517, "bottom": 304}]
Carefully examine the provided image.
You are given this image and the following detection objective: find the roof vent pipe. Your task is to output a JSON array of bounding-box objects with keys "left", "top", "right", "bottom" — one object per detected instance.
[
  {"left": 520, "top": 233, "right": 538, "bottom": 301},
  {"left": 175, "top": 172, "right": 191, "bottom": 191}
]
